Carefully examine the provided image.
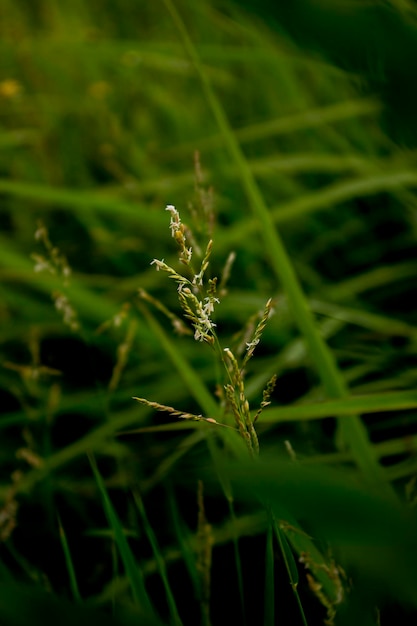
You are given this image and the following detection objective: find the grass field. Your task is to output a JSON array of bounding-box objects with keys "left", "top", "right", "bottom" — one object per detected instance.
[{"left": 1, "top": 1, "right": 417, "bottom": 624}]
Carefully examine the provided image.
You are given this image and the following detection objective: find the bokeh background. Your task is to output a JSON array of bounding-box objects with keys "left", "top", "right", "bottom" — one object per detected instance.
[{"left": 2, "top": 1, "right": 417, "bottom": 625}]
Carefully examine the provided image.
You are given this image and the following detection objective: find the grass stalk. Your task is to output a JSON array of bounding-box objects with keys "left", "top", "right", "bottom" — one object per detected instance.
[
  {"left": 273, "top": 518, "right": 308, "bottom": 626},
  {"left": 162, "top": 0, "right": 395, "bottom": 494},
  {"left": 263, "top": 523, "right": 275, "bottom": 626},
  {"left": 57, "top": 514, "right": 82, "bottom": 603},
  {"left": 133, "top": 489, "right": 183, "bottom": 626},
  {"left": 89, "top": 454, "right": 156, "bottom": 619}
]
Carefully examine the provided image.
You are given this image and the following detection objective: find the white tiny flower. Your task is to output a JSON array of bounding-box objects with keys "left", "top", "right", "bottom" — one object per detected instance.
[
  {"left": 192, "top": 272, "right": 203, "bottom": 286},
  {"left": 165, "top": 204, "right": 181, "bottom": 237},
  {"left": 54, "top": 295, "right": 65, "bottom": 311},
  {"left": 33, "top": 260, "right": 48, "bottom": 273},
  {"left": 150, "top": 258, "right": 164, "bottom": 271},
  {"left": 203, "top": 297, "right": 219, "bottom": 316},
  {"left": 34, "top": 226, "right": 47, "bottom": 241},
  {"left": 113, "top": 314, "right": 123, "bottom": 327}
]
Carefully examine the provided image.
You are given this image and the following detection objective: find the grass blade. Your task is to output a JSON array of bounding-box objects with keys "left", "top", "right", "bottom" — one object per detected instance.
[
  {"left": 57, "top": 514, "right": 82, "bottom": 604},
  {"left": 132, "top": 489, "right": 184, "bottom": 626},
  {"left": 89, "top": 454, "right": 156, "bottom": 619},
  {"left": 163, "top": 0, "right": 394, "bottom": 494},
  {"left": 263, "top": 523, "right": 274, "bottom": 626},
  {"left": 167, "top": 486, "right": 200, "bottom": 596},
  {"left": 273, "top": 517, "right": 308, "bottom": 626},
  {"left": 263, "top": 389, "right": 417, "bottom": 423}
]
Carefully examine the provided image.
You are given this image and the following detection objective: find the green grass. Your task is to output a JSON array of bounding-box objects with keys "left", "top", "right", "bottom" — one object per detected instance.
[{"left": 1, "top": 1, "right": 417, "bottom": 624}]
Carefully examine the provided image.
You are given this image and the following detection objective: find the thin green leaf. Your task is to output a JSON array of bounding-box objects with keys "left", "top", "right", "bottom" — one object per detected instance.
[
  {"left": 162, "top": 0, "right": 392, "bottom": 495},
  {"left": 263, "top": 389, "right": 417, "bottom": 423},
  {"left": 263, "top": 523, "right": 275, "bottom": 626},
  {"left": 132, "top": 489, "right": 183, "bottom": 626},
  {"left": 167, "top": 486, "right": 200, "bottom": 595},
  {"left": 273, "top": 517, "right": 308, "bottom": 626},
  {"left": 89, "top": 454, "right": 156, "bottom": 618},
  {"left": 57, "top": 514, "right": 82, "bottom": 603}
]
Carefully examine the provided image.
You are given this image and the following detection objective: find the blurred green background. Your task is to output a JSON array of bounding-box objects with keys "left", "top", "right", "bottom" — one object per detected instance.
[{"left": 1, "top": 1, "right": 417, "bottom": 625}]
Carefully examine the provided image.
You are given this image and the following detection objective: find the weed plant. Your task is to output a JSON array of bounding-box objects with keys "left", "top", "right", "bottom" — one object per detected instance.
[{"left": 1, "top": 1, "right": 417, "bottom": 625}]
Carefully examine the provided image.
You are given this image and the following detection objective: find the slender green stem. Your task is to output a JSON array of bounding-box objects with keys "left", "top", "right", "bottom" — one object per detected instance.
[
  {"left": 57, "top": 514, "right": 82, "bottom": 603},
  {"left": 163, "top": 0, "right": 394, "bottom": 494}
]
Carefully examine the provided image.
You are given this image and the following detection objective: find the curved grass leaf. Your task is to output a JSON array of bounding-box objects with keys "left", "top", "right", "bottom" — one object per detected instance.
[
  {"left": 162, "top": 0, "right": 393, "bottom": 495},
  {"left": 216, "top": 456, "right": 417, "bottom": 611},
  {"left": 263, "top": 389, "right": 417, "bottom": 423}
]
